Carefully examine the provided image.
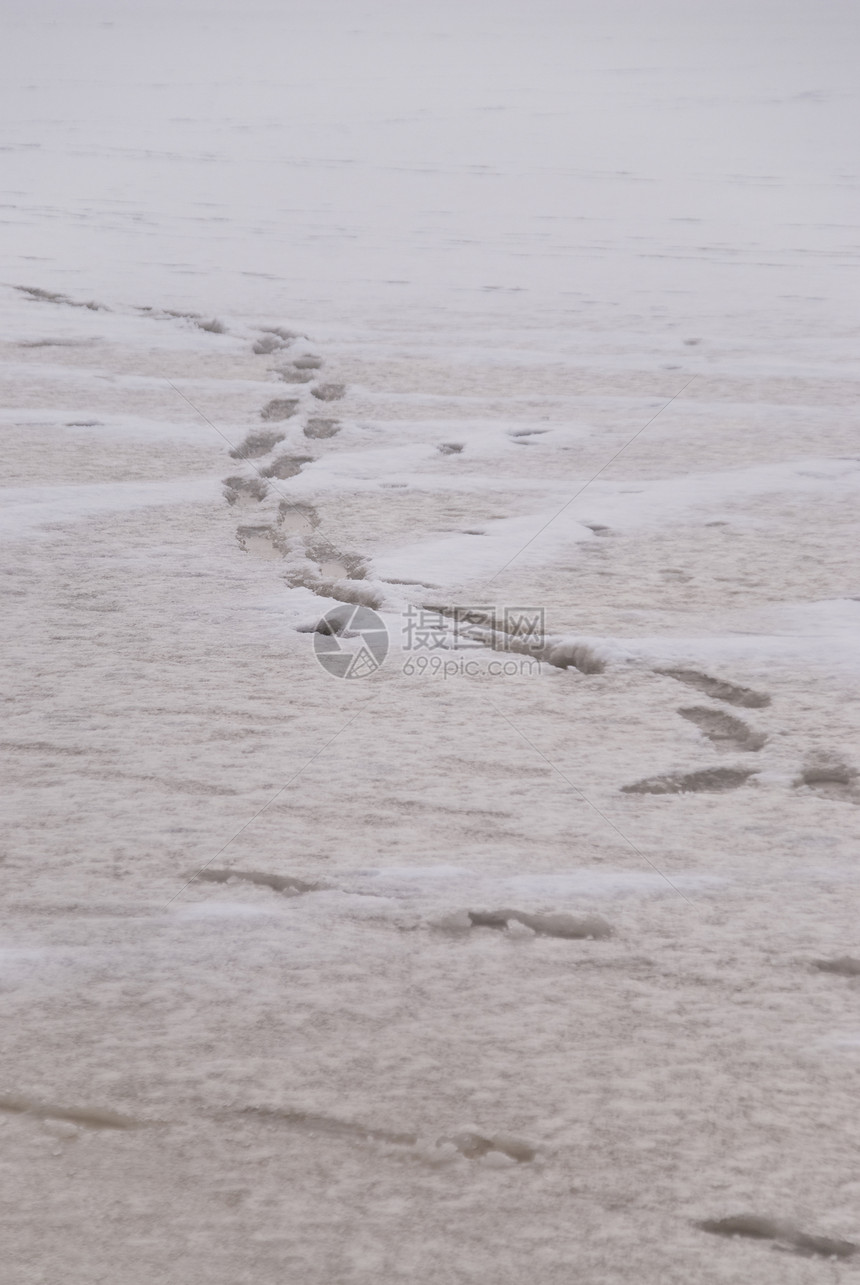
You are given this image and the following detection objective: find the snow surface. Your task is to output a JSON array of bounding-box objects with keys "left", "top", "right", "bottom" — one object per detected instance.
[{"left": 1, "top": 1, "right": 860, "bottom": 1282}]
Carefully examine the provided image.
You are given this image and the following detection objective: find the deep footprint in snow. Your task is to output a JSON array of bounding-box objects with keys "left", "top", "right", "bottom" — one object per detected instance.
[
  {"left": 277, "top": 499, "right": 319, "bottom": 532},
  {"left": 222, "top": 475, "right": 268, "bottom": 505},
  {"left": 194, "top": 868, "right": 319, "bottom": 895},
  {"left": 252, "top": 328, "right": 298, "bottom": 355},
  {"left": 260, "top": 398, "right": 300, "bottom": 421},
  {"left": 229, "top": 429, "right": 286, "bottom": 460},
  {"left": 261, "top": 453, "right": 315, "bottom": 480},
  {"left": 622, "top": 767, "right": 755, "bottom": 794},
  {"left": 236, "top": 526, "right": 283, "bottom": 560},
  {"left": 311, "top": 382, "right": 346, "bottom": 402},
  {"left": 679, "top": 707, "right": 766, "bottom": 752},
  {"left": 438, "top": 442, "right": 464, "bottom": 455},
  {"left": 304, "top": 417, "right": 341, "bottom": 439},
  {"left": 659, "top": 669, "right": 771, "bottom": 708},
  {"left": 795, "top": 761, "right": 859, "bottom": 802},
  {"left": 437, "top": 909, "right": 612, "bottom": 939},
  {"left": 273, "top": 366, "right": 314, "bottom": 384},
  {"left": 696, "top": 1215, "right": 856, "bottom": 1260}
]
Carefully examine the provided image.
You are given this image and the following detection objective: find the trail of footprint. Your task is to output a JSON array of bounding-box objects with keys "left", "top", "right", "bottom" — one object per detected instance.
[
  {"left": 679, "top": 707, "right": 766, "bottom": 752},
  {"left": 696, "top": 1215, "right": 856, "bottom": 1260},
  {"left": 659, "top": 669, "right": 770, "bottom": 709},
  {"left": 622, "top": 767, "right": 755, "bottom": 794}
]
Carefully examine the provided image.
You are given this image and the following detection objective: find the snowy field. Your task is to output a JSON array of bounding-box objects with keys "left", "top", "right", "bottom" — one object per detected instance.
[{"left": 1, "top": 2, "right": 859, "bottom": 1281}]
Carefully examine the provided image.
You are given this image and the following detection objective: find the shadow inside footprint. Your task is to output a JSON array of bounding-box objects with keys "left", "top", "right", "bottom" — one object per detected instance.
[
  {"left": 659, "top": 669, "right": 770, "bottom": 708},
  {"left": 194, "top": 868, "right": 318, "bottom": 895},
  {"left": 223, "top": 476, "right": 268, "bottom": 505},
  {"left": 229, "top": 429, "right": 286, "bottom": 460},
  {"left": 796, "top": 762, "right": 859, "bottom": 802},
  {"left": 261, "top": 454, "right": 314, "bottom": 479},
  {"left": 260, "top": 398, "right": 300, "bottom": 421},
  {"left": 812, "top": 956, "right": 860, "bottom": 977},
  {"left": 679, "top": 707, "right": 766, "bottom": 752},
  {"left": 311, "top": 382, "right": 346, "bottom": 402},
  {"left": 622, "top": 767, "right": 755, "bottom": 794},
  {"left": 0, "top": 1094, "right": 140, "bottom": 1130},
  {"left": 697, "top": 1216, "right": 856, "bottom": 1259},
  {"left": 304, "top": 418, "right": 341, "bottom": 439}
]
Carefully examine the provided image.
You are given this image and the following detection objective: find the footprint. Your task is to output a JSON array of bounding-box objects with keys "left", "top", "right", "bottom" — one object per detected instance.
[
  {"left": 273, "top": 368, "right": 314, "bottom": 384},
  {"left": 228, "top": 429, "right": 286, "bottom": 460},
  {"left": 304, "top": 417, "right": 341, "bottom": 439},
  {"left": 292, "top": 355, "right": 323, "bottom": 370},
  {"left": 261, "top": 453, "right": 314, "bottom": 480},
  {"left": 222, "top": 475, "right": 268, "bottom": 505},
  {"left": 15, "top": 285, "right": 107, "bottom": 311},
  {"left": 622, "top": 767, "right": 755, "bottom": 794},
  {"left": 812, "top": 956, "right": 860, "bottom": 977},
  {"left": 438, "top": 443, "right": 464, "bottom": 455},
  {"left": 260, "top": 398, "right": 300, "bottom": 422},
  {"left": 679, "top": 707, "right": 766, "bottom": 752},
  {"left": 696, "top": 1215, "right": 856, "bottom": 1260},
  {"left": 252, "top": 334, "right": 287, "bottom": 355},
  {"left": 659, "top": 669, "right": 771, "bottom": 709},
  {"left": 236, "top": 526, "right": 283, "bottom": 560},
  {"left": 194, "top": 868, "right": 318, "bottom": 895},
  {"left": 240, "top": 1108, "right": 536, "bottom": 1164},
  {"left": 437, "top": 909, "right": 612, "bottom": 939},
  {"left": 0, "top": 1094, "right": 140, "bottom": 1130},
  {"left": 277, "top": 501, "right": 318, "bottom": 533},
  {"left": 582, "top": 523, "right": 611, "bottom": 535},
  {"left": 311, "top": 382, "right": 346, "bottom": 402},
  {"left": 252, "top": 328, "right": 298, "bottom": 355},
  {"left": 795, "top": 761, "right": 859, "bottom": 802}
]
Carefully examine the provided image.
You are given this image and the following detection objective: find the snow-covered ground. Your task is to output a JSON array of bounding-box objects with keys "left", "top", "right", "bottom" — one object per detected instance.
[{"left": 2, "top": 2, "right": 859, "bottom": 1281}]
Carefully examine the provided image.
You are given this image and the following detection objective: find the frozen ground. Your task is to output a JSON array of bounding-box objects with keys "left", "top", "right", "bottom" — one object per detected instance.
[{"left": 1, "top": 2, "right": 859, "bottom": 1282}]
